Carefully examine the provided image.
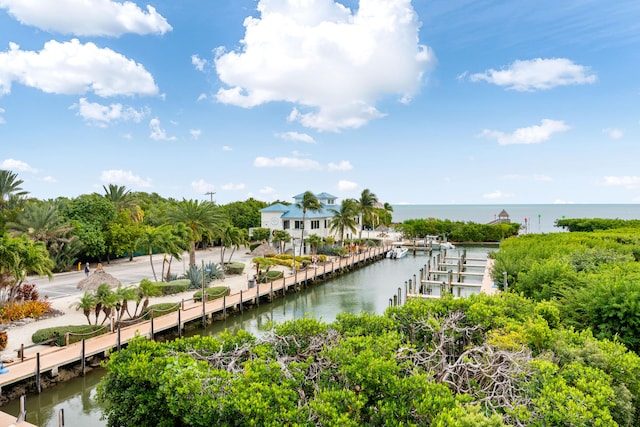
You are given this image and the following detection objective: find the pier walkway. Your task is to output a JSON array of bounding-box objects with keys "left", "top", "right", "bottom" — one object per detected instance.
[{"left": 0, "top": 246, "right": 387, "bottom": 396}]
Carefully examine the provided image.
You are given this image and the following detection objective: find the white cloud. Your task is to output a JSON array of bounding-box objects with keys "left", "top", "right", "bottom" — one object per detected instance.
[
  {"left": 0, "top": 39, "right": 158, "bottom": 97},
  {"left": 190, "top": 129, "right": 202, "bottom": 140},
  {"left": 191, "top": 179, "right": 215, "bottom": 193},
  {"left": 254, "top": 156, "right": 322, "bottom": 170},
  {"left": 480, "top": 119, "right": 570, "bottom": 145},
  {"left": 482, "top": 190, "right": 514, "bottom": 200},
  {"left": 197, "top": 93, "right": 208, "bottom": 101},
  {"left": 259, "top": 186, "right": 276, "bottom": 195},
  {"left": 603, "top": 128, "right": 623, "bottom": 139},
  {"left": 337, "top": 180, "right": 358, "bottom": 192},
  {"left": 602, "top": 176, "right": 640, "bottom": 190},
  {"left": 100, "top": 169, "right": 151, "bottom": 187},
  {"left": 221, "top": 182, "right": 246, "bottom": 191},
  {"left": 1, "top": 158, "right": 37, "bottom": 172},
  {"left": 149, "top": 117, "right": 176, "bottom": 141},
  {"left": 469, "top": 58, "right": 597, "bottom": 91},
  {"left": 275, "top": 131, "right": 316, "bottom": 143},
  {"left": 0, "top": 106, "right": 4, "bottom": 124},
  {"left": 73, "top": 98, "right": 147, "bottom": 127},
  {"left": 43, "top": 176, "right": 57, "bottom": 183},
  {"left": 191, "top": 54, "right": 207, "bottom": 72},
  {"left": 0, "top": 0, "right": 171, "bottom": 36},
  {"left": 222, "top": 145, "right": 232, "bottom": 151},
  {"left": 328, "top": 160, "right": 353, "bottom": 171},
  {"left": 214, "top": 0, "right": 435, "bottom": 132}
]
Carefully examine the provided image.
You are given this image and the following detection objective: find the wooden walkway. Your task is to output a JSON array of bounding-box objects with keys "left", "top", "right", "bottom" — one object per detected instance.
[{"left": 0, "top": 247, "right": 388, "bottom": 397}]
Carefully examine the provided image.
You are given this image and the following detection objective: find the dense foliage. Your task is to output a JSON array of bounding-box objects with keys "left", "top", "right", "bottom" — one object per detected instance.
[
  {"left": 398, "top": 218, "right": 520, "bottom": 242},
  {"left": 98, "top": 290, "right": 640, "bottom": 426},
  {"left": 492, "top": 229, "right": 640, "bottom": 353},
  {"left": 556, "top": 217, "right": 640, "bottom": 232}
]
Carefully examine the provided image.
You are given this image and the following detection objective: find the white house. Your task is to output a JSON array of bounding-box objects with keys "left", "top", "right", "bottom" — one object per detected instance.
[{"left": 259, "top": 192, "right": 361, "bottom": 253}]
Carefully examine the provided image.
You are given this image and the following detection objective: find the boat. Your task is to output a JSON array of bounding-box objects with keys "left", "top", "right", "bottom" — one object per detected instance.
[
  {"left": 417, "top": 235, "right": 456, "bottom": 250},
  {"left": 386, "top": 243, "right": 408, "bottom": 259}
]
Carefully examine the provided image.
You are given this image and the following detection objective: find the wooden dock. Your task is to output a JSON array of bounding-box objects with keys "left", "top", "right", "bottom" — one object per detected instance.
[{"left": 0, "top": 247, "right": 388, "bottom": 397}]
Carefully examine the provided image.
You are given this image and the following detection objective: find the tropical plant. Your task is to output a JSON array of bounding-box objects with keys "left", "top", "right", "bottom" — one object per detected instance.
[
  {"left": 132, "top": 279, "right": 162, "bottom": 318},
  {"left": 0, "top": 233, "right": 54, "bottom": 305},
  {"left": 0, "top": 169, "right": 28, "bottom": 212},
  {"left": 166, "top": 199, "right": 226, "bottom": 266},
  {"left": 356, "top": 188, "right": 378, "bottom": 239},
  {"left": 273, "top": 230, "right": 291, "bottom": 254},
  {"left": 328, "top": 199, "right": 358, "bottom": 243},
  {"left": 72, "top": 291, "right": 96, "bottom": 325},
  {"left": 305, "top": 234, "right": 323, "bottom": 255},
  {"left": 295, "top": 191, "right": 322, "bottom": 256},
  {"left": 218, "top": 223, "right": 247, "bottom": 266}
]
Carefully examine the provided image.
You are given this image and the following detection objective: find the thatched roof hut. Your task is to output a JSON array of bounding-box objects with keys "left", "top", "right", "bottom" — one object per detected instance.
[
  {"left": 77, "top": 270, "right": 121, "bottom": 290},
  {"left": 251, "top": 243, "right": 277, "bottom": 257}
]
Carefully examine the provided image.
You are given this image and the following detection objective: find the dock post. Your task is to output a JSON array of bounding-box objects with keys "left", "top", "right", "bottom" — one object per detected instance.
[
  {"left": 117, "top": 326, "right": 121, "bottom": 351},
  {"left": 20, "top": 343, "right": 24, "bottom": 362},
  {"left": 58, "top": 408, "right": 65, "bottom": 426},
  {"left": 404, "top": 282, "right": 408, "bottom": 300},
  {"left": 240, "top": 290, "right": 243, "bottom": 313},
  {"left": 17, "top": 395, "right": 26, "bottom": 422},
  {"left": 178, "top": 309, "right": 182, "bottom": 338},
  {"left": 393, "top": 295, "right": 398, "bottom": 306},
  {"left": 398, "top": 287, "right": 402, "bottom": 305},
  {"left": 36, "top": 353, "right": 41, "bottom": 393},
  {"left": 81, "top": 339, "right": 86, "bottom": 376},
  {"left": 448, "top": 271, "right": 453, "bottom": 293},
  {"left": 150, "top": 313, "right": 155, "bottom": 341},
  {"left": 223, "top": 295, "right": 227, "bottom": 319},
  {"left": 389, "top": 298, "right": 393, "bottom": 307},
  {"left": 256, "top": 282, "right": 260, "bottom": 306},
  {"left": 270, "top": 279, "right": 274, "bottom": 299}
]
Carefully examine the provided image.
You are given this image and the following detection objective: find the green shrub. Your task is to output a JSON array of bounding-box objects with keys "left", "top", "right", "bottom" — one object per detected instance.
[
  {"left": 249, "top": 242, "right": 261, "bottom": 252},
  {"left": 153, "top": 279, "right": 190, "bottom": 295},
  {"left": 225, "top": 262, "right": 245, "bottom": 275},
  {"left": 259, "top": 270, "right": 283, "bottom": 283},
  {"left": 193, "top": 286, "right": 230, "bottom": 302},
  {"left": 140, "top": 302, "right": 180, "bottom": 320},
  {"left": 32, "top": 325, "right": 107, "bottom": 346},
  {"left": 180, "top": 263, "right": 224, "bottom": 289}
]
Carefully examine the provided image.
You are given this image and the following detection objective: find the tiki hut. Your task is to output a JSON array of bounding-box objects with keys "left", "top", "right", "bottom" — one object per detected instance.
[
  {"left": 77, "top": 269, "right": 121, "bottom": 290},
  {"left": 251, "top": 243, "right": 277, "bottom": 257}
]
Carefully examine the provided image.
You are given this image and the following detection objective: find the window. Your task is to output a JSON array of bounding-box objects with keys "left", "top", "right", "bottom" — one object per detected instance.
[
  {"left": 294, "top": 220, "right": 303, "bottom": 229},
  {"left": 324, "top": 219, "right": 330, "bottom": 228},
  {"left": 283, "top": 220, "right": 290, "bottom": 229},
  {"left": 311, "top": 220, "right": 320, "bottom": 229}
]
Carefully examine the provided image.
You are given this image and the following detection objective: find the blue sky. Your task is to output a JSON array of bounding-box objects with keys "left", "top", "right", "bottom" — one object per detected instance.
[{"left": 1, "top": 0, "right": 639, "bottom": 205}]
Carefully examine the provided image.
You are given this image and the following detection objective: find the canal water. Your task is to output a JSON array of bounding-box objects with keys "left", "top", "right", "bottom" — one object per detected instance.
[{"left": 2, "top": 246, "right": 492, "bottom": 426}]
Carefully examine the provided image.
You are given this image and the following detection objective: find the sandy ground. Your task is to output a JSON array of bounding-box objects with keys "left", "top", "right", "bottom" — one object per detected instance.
[{"left": 1, "top": 247, "right": 259, "bottom": 361}]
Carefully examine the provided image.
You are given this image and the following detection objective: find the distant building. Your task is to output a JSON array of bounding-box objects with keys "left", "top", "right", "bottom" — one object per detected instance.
[
  {"left": 487, "top": 209, "right": 510, "bottom": 225},
  {"left": 259, "top": 192, "right": 361, "bottom": 254}
]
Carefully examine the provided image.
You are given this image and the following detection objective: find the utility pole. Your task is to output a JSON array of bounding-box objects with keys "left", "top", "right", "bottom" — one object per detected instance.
[{"left": 205, "top": 191, "right": 216, "bottom": 203}]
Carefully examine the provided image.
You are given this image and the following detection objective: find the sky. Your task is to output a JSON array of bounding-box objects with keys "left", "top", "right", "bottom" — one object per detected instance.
[{"left": 1, "top": 0, "right": 639, "bottom": 206}]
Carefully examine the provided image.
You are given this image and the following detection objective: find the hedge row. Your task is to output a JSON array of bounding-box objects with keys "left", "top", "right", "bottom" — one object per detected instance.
[{"left": 32, "top": 324, "right": 107, "bottom": 346}]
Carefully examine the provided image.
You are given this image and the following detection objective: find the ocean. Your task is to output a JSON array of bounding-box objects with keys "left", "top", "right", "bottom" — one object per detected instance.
[{"left": 391, "top": 204, "right": 640, "bottom": 234}]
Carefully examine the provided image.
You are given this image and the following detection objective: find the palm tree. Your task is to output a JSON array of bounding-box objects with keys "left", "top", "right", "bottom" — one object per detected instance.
[
  {"left": 165, "top": 199, "right": 225, "bottom": 267},
  {"left": 72, "top": 292, "right": 96, "bottom": 325},
  {"left": 295, "top": 191, "right": 322, "bottom": 256},
  {"left": 132, "top": 279, "right": 162, "bottom": 318},
  {"left": 136, "top": 225, "right": 173, "bottom": 282},
  {"left": 0, "top": 233, "right": 53, "bottom": 304},
  {"left": 328, "top": 199, "right": 359, "bottom": 244},
  {"left": 356, "top": 189, "right": 378, "bottom": 240},
  {"left": 218, "top": 224, "right": 247, "bottom": 267},
  {"left": 7, "top": 200, "right": 80, "bottom": 271},
  {"left": 305, "top": 234, "right": 323, "bottom": 255},
  {"left": 0, "top": 170, "right": 28, "bottom": 212}
]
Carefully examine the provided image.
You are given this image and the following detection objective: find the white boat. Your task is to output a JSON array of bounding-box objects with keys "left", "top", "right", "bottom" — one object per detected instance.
[
  {"left": 418, "top": 235, "right": 455, "bottom": 250},
  {"left": 386, "top": 243, "right": 408, "bottom": 259}
]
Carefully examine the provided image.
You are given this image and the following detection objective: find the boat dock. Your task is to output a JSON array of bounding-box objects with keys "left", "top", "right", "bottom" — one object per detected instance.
[
  {"left": 390, "top": 248, "right": 497, "bottom": 304},
  {"left": 0, "top": 246, "right": 388, "bottom": 401}
]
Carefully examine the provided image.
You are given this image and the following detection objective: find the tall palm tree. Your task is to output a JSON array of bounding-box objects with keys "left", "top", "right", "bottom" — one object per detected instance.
[
  {"left": 165, "top": 199, "right": 225, "bottom": 266},
  {"left": 328, "top": 199, "right": 359, "bottom": 243},
  {"left": 356, "top": 189, "right": 378, "bottom": 241},
  {"left": 0, "top": 170, "right": 28, "bottom": 212},
  {"left": 295, "top": 191, "right": 322, "bottom": 256},
  {"left": 72, "top": 292, "right": 96, "bottom": 325}
]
